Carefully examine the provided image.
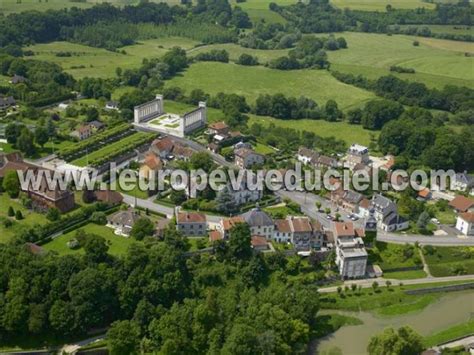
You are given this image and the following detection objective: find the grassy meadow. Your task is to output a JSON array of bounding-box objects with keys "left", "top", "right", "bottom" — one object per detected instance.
[
  {"left": 330, "top": 0, "right": 436, "bottom": 11},
  {"left": 189, "top": 43, "right": 289, "bottom": 62},
  {"left": 168, "top": 62, "right": 377, "bottom": 110},
  {"left": 397, "top": 24, "right": 474, "bottom": 36},
  {"left": 319, "top": 32, "right": 474, "bottom": 89},
  {"left": 42, "top": 222, "right": 140, "bottom": 256},
  {"left": 230, "top": 0, "right": 294, "bottom": 24},
  {"left": 26, "top": 38, "right": 199, "bottom": 79}
]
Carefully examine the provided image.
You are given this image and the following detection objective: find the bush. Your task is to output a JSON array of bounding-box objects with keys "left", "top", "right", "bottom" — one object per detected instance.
[
  {"left": 90, "top": 211, "right": 107, "bottom": 225},
  {"left": 15, "top": 210, "right": 23, "bottom": 220},
  {"left": 236, "top": 53, "right": 259, "bottom": 66},
  {"left": 7, "top": 206, "right": 15, "bottom": 217}
]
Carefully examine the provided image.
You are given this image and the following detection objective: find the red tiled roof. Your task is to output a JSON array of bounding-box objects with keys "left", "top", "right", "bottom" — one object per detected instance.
[
  {"left": 418, "top": 188, "right": 431, "bottom": 198},
  {"left": 152, "top": 136, "right": 175, "bottom": 152},
  {"left": 177, "top": 211, "right": 206, "bottom": 223},
  {"left": 251, "top": 235, "right": 267, "bottom": 247},
  {"left": 209, "top": 121, "right": 228, "bottom": 130},
  {"left": 459, "top": 212, "right": 474, "bottom": 223},
  {"left": 222, "top": 216, "right": 244, "bottom": 231},
  {"left": 275, "top": 219, "right": 291, "bottom": 233},
  {"left": 334, "top": 221, "right": 355, "bottom": 238},
  {"left": 209, "top": 230, "right": 223, "bottom": 242},
  {"left": 94, "top": 190, "right": 123, "bottom": 205},
  {"left": 290, "top": 216, "right": 312, "bottom": 233},
  {"left": 449, "top": 195, "right": 474, "bottom": 212},
  {"left": 144, "top": 151, "right": 162, "bottom": 170}
]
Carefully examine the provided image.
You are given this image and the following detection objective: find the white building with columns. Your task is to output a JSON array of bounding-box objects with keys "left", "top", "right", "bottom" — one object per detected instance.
[{"left": 134, "top": 94, "right": 207, "bottom": 137}]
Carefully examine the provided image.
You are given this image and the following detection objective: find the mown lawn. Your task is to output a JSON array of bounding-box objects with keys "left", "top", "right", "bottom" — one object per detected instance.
[
  {"left": 42, "top": 222, "right": 140, "bottom": 256},
  {"left": 383, "top": 269, "right": 427, "bottom": 280},
  {"left": 168, "top": 62, "right": 376, "bottom": 111},
  {"left": 322, "top": 32, "right": 474, "bottom": 89},
  {"left": 423, "top": 246, "right": 474, "bottom": 277}
]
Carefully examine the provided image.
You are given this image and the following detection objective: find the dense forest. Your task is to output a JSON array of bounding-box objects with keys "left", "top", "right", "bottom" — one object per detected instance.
[{"left": 0, "top": 224, "right": 320, "bottom": 353}]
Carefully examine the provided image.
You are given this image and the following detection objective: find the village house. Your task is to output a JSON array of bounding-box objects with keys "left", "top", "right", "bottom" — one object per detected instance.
[
  {"left": 149, "top": 136, "right": 193, "bottom": 161},
  {"left": 455, "top": 212, "right": 474, "bottom": 236},
  {"left": 0, "top": 153, "right": 76, "bottom": 213},
  {"left": 240, "top": 205, "right": 274, "bottom": 239},
  {"left": 0, "top": 95, "right": 16, "bottom": 111},
  {"left": 10, "top": 74, "right": 26, "bottom": 84},
  {"left": 224, "top": 170, "right": 263, "bottom": 206},
  {"left": 274, "top": 216, "right": 324, "bottom": 251},
  {"left": 234, "top": 148, "right": 265, "bottom": 168},
  {"left": 105, "top": 101, "right": 119, "bottom": 110},
  {"left": 417, "top": 188, "right": 432, "bottom": 201},
  {"left": 251, "top": 235, "right": 269, "bottom": 251},
  {"left": 88, "top": 120, "right": 105, "bottom": 132},
  {"left": 331, "top": 189, "right": 369, "bottom": 215},
  {"left": 371, "top": 193, "right": 409, "bottom": 232},
  {"left": 208, "top": 121, "right": 229, "bottom": 136},
  {"left": 107, "top": 209, "right": 140, "bottom": 237},
  {"left": 70, "top": 125, "right": 93, "bottom": 141},
  {"left": 334, "top": 221, "right": 368, "bottom": 279},
  {"left": 217, "top": 216, "right": 245, "bottom": 240},
  {"left": 449, "top": 195, "right": 474, "bottom": 213},
  {"left": 345, "top": 144, "right": 370, "bottom": 170},
  {"left": 312, "top": 155, "right": 339, "bottom": 170},
  {"left": 94, "top": 189, "right": 123, "bottom": 206},
  {"left": 453, "top": 172, "right": 474, "bottom": 195},
  {"left": 296, "top": 147, "right": 318, "bottom": 165},
  {"left": 176, "top": 211, "right": 207, "bottom": 236},
  {"left": 139, "top": 151, "right": 163, "bottom": 180}
]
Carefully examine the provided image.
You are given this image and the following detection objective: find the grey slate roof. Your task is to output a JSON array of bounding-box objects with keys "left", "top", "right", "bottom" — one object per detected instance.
[{"left": 240, "top": 206, "right": 273, "bottom": 227}]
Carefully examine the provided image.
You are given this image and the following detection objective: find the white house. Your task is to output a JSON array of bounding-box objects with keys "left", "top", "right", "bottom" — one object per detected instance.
[
  {"left": 106, "top": 209, "right": 140, "bottom": 237},
  {"left": 372, "top": 194, "right": 409, "bottom": 232},
  {"left": 240, "top": 205, "right": 274, "bottom": 239},
  {"left": 234, "top": 148, "right": 265, "bottom": 168},
  {"left": 334, "top": 222, "right": 368, "bottom": 279},
  {"left": 455, "top": 212, "right": 474, "bottom": 236},
  {"left": 453, "top": 172, "right": 474, "bottom": 195},
  {"left": 345, "top": 144, "right": 370, "bottom": 170}
]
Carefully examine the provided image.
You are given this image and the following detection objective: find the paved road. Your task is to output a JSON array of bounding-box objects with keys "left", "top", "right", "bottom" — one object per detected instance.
[
  {"left": 317, "top": 274, "right": 474, "bottom": 293},
  {"left": 122, "top": 193, "right": 222, "bottom": 223},
  {"left": 276, "top": 190, "right": 474, "bottom": 246}
]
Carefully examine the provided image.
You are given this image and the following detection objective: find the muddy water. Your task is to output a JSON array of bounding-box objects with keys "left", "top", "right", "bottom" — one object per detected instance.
[{"left": 315, "top": 290, "right": 474, "bottom": 355}]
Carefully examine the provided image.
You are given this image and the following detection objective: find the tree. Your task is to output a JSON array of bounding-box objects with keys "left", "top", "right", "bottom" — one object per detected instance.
[
  {"left": 8, "top": 206, "right": 15, "bottom": 217},
  {"left": 325, "top": 100, "right": 342, "bottom": 121},
  {"left": 236, "top": 53, "right": 259, "bottom": 66},
  {"left": 216, "top": 185, "right": 238, "bottom": 214},
  {"left": 17, "top": 127, "right": 36, "bottom": 156},
  {"left": 351, "top": 284, "right": 357, "bottom": 292},
  {"left": 228, "top": 223, "right": 252, "bottom": 260},
  {"left": 83, "top": 234, "right": 109, "bottom": 263},
  {"left": 90, "top": 211, "right": 107, "bottom": 225},
  {"left": 315, "top": 201, "right": 322, "bottom": 211},
  {"left": 130, "top": 217, "right": 154, "bottom": 241},
  {"left": 347, "top": 108, "right": 362, "bottom": 124},
  {"left": 372, "top": 281, "right": 378, "bottom": 292},
  {"left": 3, "top": 170, "right": 20, "bottom": 198},
  {"left": 416, "top": 211, "right": 430, "bottom": 231},
  {"left": 385, "top": 280, "right": 392, "bottom": 289},
  {"left": 34, "top": 126, "right": 49, "bottom": 148},
  {"left": 107, "top": 320, "right": 141, "bottom": 355},
  {"left": 169, "top": 189, "right": 186, "bottom": 205},
  {"left": 46, "top": 207, "right": 61, "bottom": 221},
  {"left": 15, "top": 210, "right": 23, "bottom": 220},
  {"left": 190, "top": 151, "right": 213, "bottom": 173},
  {"left": 368, "top": 326, "right": 423, "bottom": 355},
  {"left": 85, "top": 107, "right": 100, "bottom": 122}
]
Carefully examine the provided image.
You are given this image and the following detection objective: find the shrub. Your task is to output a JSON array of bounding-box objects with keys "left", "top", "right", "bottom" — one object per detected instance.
[{"left": 15, "top": 210, "right": 23, "bottom": 220}]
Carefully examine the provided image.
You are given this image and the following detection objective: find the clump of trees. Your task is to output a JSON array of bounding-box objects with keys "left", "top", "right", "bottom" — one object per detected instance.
[
  {"left": 194, "top": 49, "right": 229, "bottom": 63},
  {"left": 368, "top": 326, "right": 423, "bottom": 355},
  {"left": 236, "top": 53, "right": 259, "bottom": 66}
]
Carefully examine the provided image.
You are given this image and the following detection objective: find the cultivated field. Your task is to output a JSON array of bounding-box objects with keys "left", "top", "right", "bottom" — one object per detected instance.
[
  {"left": 26, "top": 37, "right": 199, "bottom": 79},
  {"left": 319, "top": 32, "right": 474, "bottom": 89},
  {"left": 167, "top": 62, "right": 377, "bottom": 110},
  {"left": 330, "top": 0, "right": 436, "bottom": 11}
]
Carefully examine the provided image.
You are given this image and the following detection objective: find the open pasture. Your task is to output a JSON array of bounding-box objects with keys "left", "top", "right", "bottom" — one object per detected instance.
[
  {"left": 330, "top": 0, "right": 436, "bottom": 11},
  {"left": 167, "top": 62, "right": 376, "bottom": 110},
  {"left": 319, "top": 32, "right": 474, "bottom": 89}
]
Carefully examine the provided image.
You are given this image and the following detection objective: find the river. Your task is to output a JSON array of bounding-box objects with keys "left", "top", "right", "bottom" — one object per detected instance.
[{"left": 315, "top": 290, "right": 474, "bottom": 355}]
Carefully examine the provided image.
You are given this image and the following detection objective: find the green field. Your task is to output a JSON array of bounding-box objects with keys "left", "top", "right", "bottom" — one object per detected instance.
[
  {"left": 26, "top": 38, "right": 199, "bottom": 79},
  {"left": 322, "top": 32, "right": 474, "bottom": 88},
  {"left": 0, "top": 0, "right": 183, "bottom": 15},
  {"left": 322, "top": 32, "right": 474, "bottom": 89},
  {"left": 423, "top": 319, "right": 474, "bottom": 347},
  {"left": 42, "top": 222, "right": 140, "bottom": 256},
  {"left": 248, "top": 114, "right": 376, "bottom": 145},
  {"left": 330, "top": 0, "right": 436, "bottom": 11},
  {"left": 230, "top": 0, "right": 295, "bottom": 24},
  {"left": 189, "top": 43, "right": 289, "bottom": 63},
  {"left": 397, "top": 24, "right": 474, "bottom": 36},
  {"left": 168, "top": 62, "right": 377, "bottom": 110},
  {"left": 423, "top": 246, "right": 474, "bottom": 277}
]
